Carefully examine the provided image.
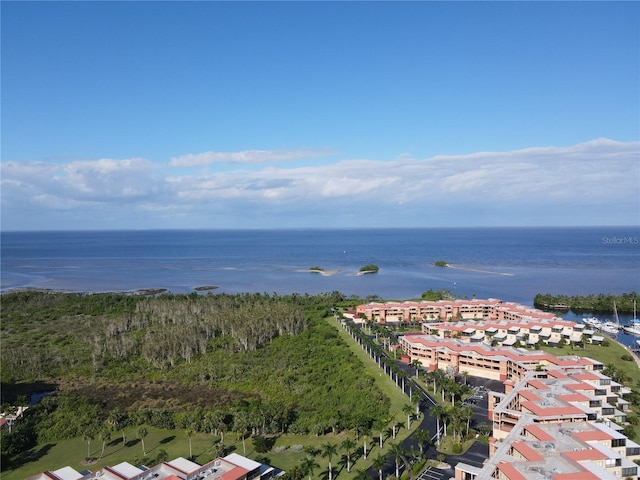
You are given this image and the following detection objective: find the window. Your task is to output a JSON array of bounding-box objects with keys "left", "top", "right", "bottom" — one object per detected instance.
[{"left": 622, "top": 467, "right": 637, "bottom": 477}]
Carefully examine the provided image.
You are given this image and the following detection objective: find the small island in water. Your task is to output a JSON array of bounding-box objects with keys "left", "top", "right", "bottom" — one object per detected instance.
[
  {"left": 308, "top": 265, "right": 379, "bottom": 276},
  {"left": 433, "top": 260, "right": 449, "bottom": 267},
  {"left": 308, "top": 266, "right": 342, "bottom": 276},
  {"left": 358, "top": 264, "right": 379, "bottom": 273}
]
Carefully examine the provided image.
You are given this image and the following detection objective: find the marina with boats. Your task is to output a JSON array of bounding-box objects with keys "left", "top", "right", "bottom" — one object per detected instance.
[{"left": 579, "top": 301, "right": 640, "bottom": 355}]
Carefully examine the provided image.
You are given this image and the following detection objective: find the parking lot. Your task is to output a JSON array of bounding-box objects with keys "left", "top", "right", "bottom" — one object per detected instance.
[
  {"left": 416, "top": 466, "right": 449, "bottom": 480},
  {"left": 464, "top": 376, "right": 505, "bottom": 394}
]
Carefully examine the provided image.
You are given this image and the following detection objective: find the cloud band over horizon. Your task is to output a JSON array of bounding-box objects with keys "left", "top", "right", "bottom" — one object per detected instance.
[{"left": 1, "top": 138, "right": 638, "bottom": 230}]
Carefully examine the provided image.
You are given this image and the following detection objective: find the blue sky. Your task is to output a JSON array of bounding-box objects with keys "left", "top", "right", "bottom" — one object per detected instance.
[{"left": 2, "top": 1, "right": 638, "bottom": 230}]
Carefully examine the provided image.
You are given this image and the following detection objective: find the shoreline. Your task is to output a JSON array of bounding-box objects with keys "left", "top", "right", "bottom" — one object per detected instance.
[
  {"left": 306, "top": 268, "right": 343, "bottom": 276},
  {"left": 443, "top": 263, "right": 514, "bottom": 276}
]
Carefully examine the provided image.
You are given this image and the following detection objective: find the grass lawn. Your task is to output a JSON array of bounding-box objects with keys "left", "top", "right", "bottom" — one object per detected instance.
[{"left": 2, "top": 317, "right": 417, "bottom": 479}]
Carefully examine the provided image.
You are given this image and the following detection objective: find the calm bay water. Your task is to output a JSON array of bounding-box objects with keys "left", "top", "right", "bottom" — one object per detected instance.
[{"left": 1, "top": 227, "right": 638, "bottom": 307}]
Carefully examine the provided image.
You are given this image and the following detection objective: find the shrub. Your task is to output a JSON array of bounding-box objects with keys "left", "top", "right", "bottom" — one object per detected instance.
[{"left": 359, "top": 264, "right": 379, "bottom": 273}]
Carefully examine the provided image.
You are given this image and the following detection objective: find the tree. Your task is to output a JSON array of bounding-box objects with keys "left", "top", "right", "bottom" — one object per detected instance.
[
  {"left": 389, "top": 442, "right": 404, "bottom": 479},
  {"left": 108, "top": 408, "right": 126, "bottom": 443},
  {"left": 186, "top": 428, "right": 194, "bottom": 459},
  {"left": 460, "top": 406, "right": 473, "bottom": 436},
  {"left": 394, "top": 421, "right": 403, "bottom": 440},
  {"left": 402, "top": 404, "right": 414, "bottom": 430},
  {"left": 430, "top": 405, "right": 446, "bottom": 445},
  {"left": 372, "top": 453, "right": 387, "bottom": 480},
  {"left": 137, "top": 426, "right": 148, "bottom": 456},
  {"left": 284, "top": 465, "right": 305, "bottom": 480},
  {"left": 99, "top": 427, "right": 111, "bottom": 459},
  {"left": 304, "top": 445, "right": 321, "bottom": 458},
  {"left": 373, "top": 418, "right": 388, "bottom": 449},
  {"left": 234, "top": 409, "right": 250, "bottom": 455},
  {"left": 410, "top": 358, "right": 422, "bottom": 377},
  {"left": 341, "top": 438, "right": 356, "bottom": 473},
  {"left": 413, "top": 428, "right": 431, "bottom": 457},
  {"left": 156, "top": 448, "right": 169, "bottom": 463},
  {"left": 321, "top": 442, "right": 338, "bottom": 480},
  {"left": 361, "top": 426, "right": 371, "bottom": 460},
  {"left": 301, "top": 457, "right": 319, "bottom": 480},
  {"left": 83, "top": 428, "right": 96, "bottom": 459},
  {"left": 352, "top": 468, "right": 370, "bottom": 480}
]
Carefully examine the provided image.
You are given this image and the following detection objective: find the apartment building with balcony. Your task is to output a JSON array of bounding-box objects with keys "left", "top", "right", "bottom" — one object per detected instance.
[
  {"left": 356, "top": 299, "right": 558, "bottom": 324},
  {"left": 398, "top": 333, "right": 601, "bottom": 382},
  {"left": 28, "top": 453, "right": 281, "bottom": 480},
  {"left": 456, "top": 417, "right": 640, "bottom": 480}
]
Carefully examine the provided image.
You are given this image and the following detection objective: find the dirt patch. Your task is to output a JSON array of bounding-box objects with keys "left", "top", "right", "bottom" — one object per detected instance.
[{"left": 58, "top": 379, "right": 250, "bottom": 411}]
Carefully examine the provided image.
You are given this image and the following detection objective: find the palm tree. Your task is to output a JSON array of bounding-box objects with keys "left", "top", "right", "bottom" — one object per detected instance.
[
  {"left": 321, "top": 442, "right": 338, "bottom": 480},
  {"left": 99, "top": 427, "right": 111, "bottom": 459},
  {"left": 373, "top": 418, "right": 387, "bottom": 449},
  {"left": 394, "top": 421, "right": 403, "bottom": 440},
  {"left": 431, "top": 368, "right": 445, "bottom": 395},
  {"left": 450, "top": 415, "right": 465, "bottom": 443},
  {"left": 186, "top": 428, "right": 194, "bottom": 459},
  {"left": 137, "top": 426, "right": 148, "bottom": 456},
  {"left": 108, "top": 408, "right": 126, "bottom": 443},
  {"left": 461, "top": 406, "right": 474, "bottom": 436},
  {"left": 402, "top": 404, "right": 414, "bottom": 430},
  {"left": 397, "top": 369, "right": 407, "bottom": 393},
  {"left": 389, "top": 442, "right": 404, "bottom": 479},
  {"left": 430, "top": 405, "right": 445, "bottom": 445},
  {"left": 301, "top": 457, "right": 319, "bottom": 480},
  {"left": 234, "top": 410, "right": 250, "bottom": 455},
  {"left": 372, "top": 453, "right": 387, "bottom": 480},
  {"left": 410, "top": 358, "right": 422, "bottom": 377},
  {"left": 448, "top": 381, "right": 460, "bottom": 406},
  {"left": 304, "top": 445, "right": 321, "bottom": 458},
  {"left": 413, "top": 428, "right": 430, "bottom": 457},
  {"left": 156, "top": 448, "right": 169, "bottom": 462},
  {"left": 83, "top": 428, "right": 95, "bottom": 459},
  {"left": 352, "top": 468, "right": 370, "bottom": 480},
  {"left": 360, "top": 426, "right": 371, "bottom": 460},
  {"left": 284, "top": 465, "right": 306, "bottom": 480},
  {"left": 341, "top": 438, "right": 356, "bottom": 473}
]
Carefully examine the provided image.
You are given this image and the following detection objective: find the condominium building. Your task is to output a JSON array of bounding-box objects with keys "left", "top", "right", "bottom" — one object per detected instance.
[
  {"left": 28, "top": 453, "right": 281, "bottom": 480},
  {"left": 456, "top": 418, "right": 640, "bottom": 480},
  {"left": 356, "top": 299, "right": 558, "bottom": 324},
  {"left": 398, "top": 333, "right": 601, "bottom": 382}
]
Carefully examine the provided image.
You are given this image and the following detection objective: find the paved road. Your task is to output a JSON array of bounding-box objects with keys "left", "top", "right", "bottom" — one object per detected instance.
[{"left": 342, "top": 320, "right": 492, "bottom": 479}]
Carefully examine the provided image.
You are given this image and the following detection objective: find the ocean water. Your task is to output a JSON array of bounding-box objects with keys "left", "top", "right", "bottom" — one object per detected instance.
[{"left": 1, "top": 227, "right": 638, "bottom": 306}]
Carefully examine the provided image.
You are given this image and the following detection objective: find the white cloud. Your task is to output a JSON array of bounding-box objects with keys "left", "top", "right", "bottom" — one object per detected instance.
[
  {"left": 1, "top": 139, "right": 638, "bottom": 229},
  {"left": 1, "top": 157, "right": 162, "bottom": 211},
  {"left": 169, "top": 149, "right": 334, "bottom": 167}
]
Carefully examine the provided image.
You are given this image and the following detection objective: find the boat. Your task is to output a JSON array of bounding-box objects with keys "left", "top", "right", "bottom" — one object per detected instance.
[
  {"left": 623, "top": 300, "right": 640, "bottom": 335},
  {"left": 583, "top": 316, "right": 601, "bottom": 328},
  {"left": 623, "top": 323, "right": 640, "bottom": 335},
  {"left": 600, "top": 301, "right": 622, "bottom": 335},
  {"left": 600, "top": 321, "right": 619, "bottom": 335}
]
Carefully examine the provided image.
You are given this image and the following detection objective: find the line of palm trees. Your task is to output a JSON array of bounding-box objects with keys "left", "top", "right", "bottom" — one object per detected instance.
[
  {"left": 287, "top": 430, "right": 428, "bottom": 480},
  {"left": 335, "top": 314, "right": 485, "bottom": 474}
]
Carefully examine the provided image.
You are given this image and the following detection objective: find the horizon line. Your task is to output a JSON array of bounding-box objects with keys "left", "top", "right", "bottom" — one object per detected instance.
[{"left": 2, "top": 225, "right": 639, "bottom": 234}]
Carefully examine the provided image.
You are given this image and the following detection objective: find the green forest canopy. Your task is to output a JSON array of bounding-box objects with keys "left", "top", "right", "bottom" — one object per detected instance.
[
  {"left": 534, "top": 292, "right": 638, "bottom": 313},
  {"left": 0, "top": 291, "right": 390, "bottom": 452}
]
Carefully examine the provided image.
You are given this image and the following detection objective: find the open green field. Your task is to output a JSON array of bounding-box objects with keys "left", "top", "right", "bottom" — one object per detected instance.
[{"left": 2, "top": 317, "right": 416, "bottom": 479}]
